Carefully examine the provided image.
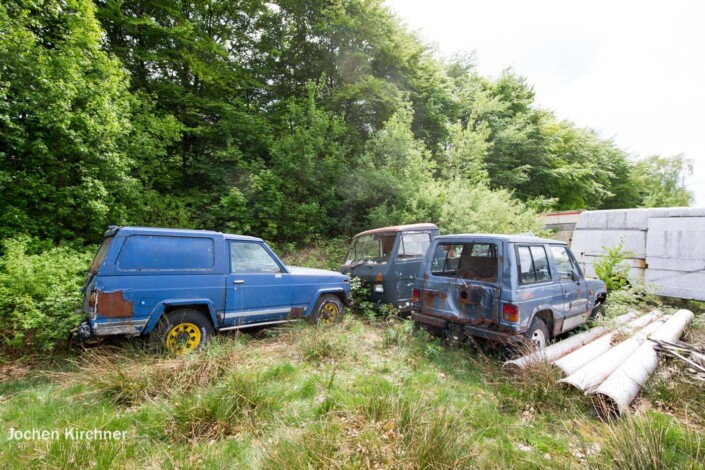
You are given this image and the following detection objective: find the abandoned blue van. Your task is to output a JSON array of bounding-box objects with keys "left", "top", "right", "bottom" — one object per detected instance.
[
  {"left": 411, "top": 234, "right": 607, "bottom": 348},
  {"left": 340, "top": 223, "right": 440, "bottom": 312},
  {"left": 80, "top": 226, "right": 350, "bottom": 353}
]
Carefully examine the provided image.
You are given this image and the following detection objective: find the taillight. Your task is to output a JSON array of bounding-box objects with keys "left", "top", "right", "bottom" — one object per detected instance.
[
  {"left": 412, "top": 288, "right": 420, "bottom": 303},
  {"left": 375, "top": 272, "right": 383, "bottom": 282},
  {"left": 502, "top": 303, "right": 519, "bottom": 322},
  {"left": 88, "top": 290, "right": 98, "bottom": 309}
]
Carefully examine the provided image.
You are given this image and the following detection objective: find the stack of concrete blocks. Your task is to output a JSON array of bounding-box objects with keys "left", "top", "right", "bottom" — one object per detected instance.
[{"left": 571, "top": 207, "right": 705, "bottom": 301}]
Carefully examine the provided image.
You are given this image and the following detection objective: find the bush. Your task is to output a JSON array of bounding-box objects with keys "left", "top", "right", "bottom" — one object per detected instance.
[
  {"left": 594, "top": 238, "right": 634, "bottom": 291},
  {"left": 0, "top": 237, "right": 93, "bottom": 354}
]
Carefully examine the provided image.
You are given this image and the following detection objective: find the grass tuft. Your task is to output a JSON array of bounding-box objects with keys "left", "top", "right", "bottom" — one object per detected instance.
[
  {"left": 51, "top": 337, "right": 244, "bottom": 405},
  {"left": 595, "top": 413, "right": 704, "bottom": 469}
]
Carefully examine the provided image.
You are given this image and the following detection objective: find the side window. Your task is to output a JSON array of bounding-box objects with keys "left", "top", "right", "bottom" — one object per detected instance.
[
  {"left": 531, "top": 246, "right": 551, "bottom": 282},
  {"left": 117, "top": 235, "right": 214, "bottom": 270},
  {"left": 397, "top": 232, "right": 431, "bottom": 260},
  {"left": 551, "top": 246, "right": 578, "bottom": 281},
  {"left": 517, "top": 245, "right": 552, "bottom": 284},
  {"left": 230, "top": 242, "right": 282, "bottom": 273}
]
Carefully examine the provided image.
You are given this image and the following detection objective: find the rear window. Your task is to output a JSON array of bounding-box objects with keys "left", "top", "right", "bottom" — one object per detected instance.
[
  {"left": 431, "top": 242, "right": 498, "bottom": 283},
  {"left": 89, "top": 236, "right": 114, "bottom": 273},
  {"left": 116, "top": 235, "right": 215, "bottom": 271}
]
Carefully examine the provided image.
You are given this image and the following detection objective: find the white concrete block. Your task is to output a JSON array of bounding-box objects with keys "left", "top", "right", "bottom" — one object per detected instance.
[
  {"left": 646, "top": 269, "right": 705, "bottom": 301},
  {"left": 571, "top": 229, "right": 646, "bottom": 258},
  {"left": 647, "top": 217, "right": 705, "bottom": 260}
]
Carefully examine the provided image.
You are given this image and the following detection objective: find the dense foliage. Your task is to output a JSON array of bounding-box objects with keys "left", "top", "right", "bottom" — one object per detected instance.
[
  {"left": 0, "top": 238, "right": 93, "bottom": 353},
  {"left": 0, "top": 0, "right": 694, "bottom": 247}
]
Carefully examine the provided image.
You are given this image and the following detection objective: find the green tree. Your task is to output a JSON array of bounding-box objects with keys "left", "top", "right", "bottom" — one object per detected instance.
[
  {"left": 631, "top": 154, "right": 694, "bottom": 207},
  {"left": 0, "top": 0, "right": 138, "bottom": 241}
]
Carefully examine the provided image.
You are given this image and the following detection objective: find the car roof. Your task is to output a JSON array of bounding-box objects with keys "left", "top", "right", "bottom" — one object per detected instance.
[
  {"left": 111, "top": 226, "right": 262, "bottom": 242},
  {"left": 435, "top": 233, "right": 565, "bottom": 245},
  {"left": 353, "top": 223, "right": 439, "bottom": 238}
]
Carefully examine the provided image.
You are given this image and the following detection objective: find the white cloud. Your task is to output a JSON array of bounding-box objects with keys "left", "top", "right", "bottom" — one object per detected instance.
[{"left": 386, "top": 0, "right": 705, "bottom": 206}]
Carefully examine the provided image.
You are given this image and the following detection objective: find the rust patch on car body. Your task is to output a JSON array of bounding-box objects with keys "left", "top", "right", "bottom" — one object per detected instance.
[
  {"left": 423, "top": 290, "right": 447, "bottom": 307},
  {"left": 289, "top": 307, "right": 306, "bottom": 319},
  {"left": 97, "top": 291, "right": 133, "bottom": 318},
  {"left": 458, "top": 285, "right": 485, "bottom": 305}
]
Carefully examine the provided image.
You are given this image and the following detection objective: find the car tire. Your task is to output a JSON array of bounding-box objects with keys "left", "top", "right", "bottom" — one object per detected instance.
[
  {"left": 149, "top": 309, "right": 214, "bottom": 354},
  {"left": 524, "top": 317, "right": 549, "bottom": 350},
  {"left": 589, "top": 303, "right": 605, "bottom": 324},
  {"left": 309, "top": 294, "right": 344, "bottom": 326}
]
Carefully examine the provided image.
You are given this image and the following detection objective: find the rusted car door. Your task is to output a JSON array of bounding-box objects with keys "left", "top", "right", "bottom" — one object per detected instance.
[
  {"left": 420, "top": 240, "right": 502, "bottom": 326},
  {"left": 550, "top": 245, "right": 590, "bottom": 331}
]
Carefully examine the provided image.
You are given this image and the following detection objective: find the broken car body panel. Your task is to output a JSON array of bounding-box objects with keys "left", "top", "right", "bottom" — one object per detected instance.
[
  {"left": 81, "top": 226, "right": 350, "bottom": 339},
  {"left": 411, "top": 234, "right": 607, "bottom": 343},
  {"left": 339, "top": 223, "right": 440, "bottom": 311}
]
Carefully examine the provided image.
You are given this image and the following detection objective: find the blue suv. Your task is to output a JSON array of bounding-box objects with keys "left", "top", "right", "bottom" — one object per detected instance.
[
  {"left": 411, "top": 234, "right": 607, "bottom": 348},
  {"left": 80, "top": 226, "right": 350, "bottom": 353}
]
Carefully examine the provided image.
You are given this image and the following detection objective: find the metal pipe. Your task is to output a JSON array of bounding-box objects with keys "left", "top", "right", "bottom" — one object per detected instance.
[
  {"left": 553, "top": 311, "right": 667, "bottom": 376},
  {"left": 503, "top": 311, "right": 640, "bottom": 371},
  {"left": 559, "top": 318, "right": 665, "bottom": 392},
  {"left": 591, "top": 309, "right": 695, "bottom": 417}
]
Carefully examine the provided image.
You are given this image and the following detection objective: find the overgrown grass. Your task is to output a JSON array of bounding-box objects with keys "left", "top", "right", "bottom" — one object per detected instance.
[
  {"left": 2, "top": 313, "right": 704, "bottom": 468},
  {"left": 2, "top": 242, "right": 704, "bottom": 468}
]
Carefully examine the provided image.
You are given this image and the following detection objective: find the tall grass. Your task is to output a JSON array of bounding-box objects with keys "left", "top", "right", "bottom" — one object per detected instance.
[{"left": 595, "top": 414, "right": 704, "bottom": 469}]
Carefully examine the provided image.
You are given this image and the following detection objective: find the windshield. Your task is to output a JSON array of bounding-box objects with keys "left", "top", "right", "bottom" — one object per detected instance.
[{"left": 344, "top": 233, "right": 396, "bottom": 265}]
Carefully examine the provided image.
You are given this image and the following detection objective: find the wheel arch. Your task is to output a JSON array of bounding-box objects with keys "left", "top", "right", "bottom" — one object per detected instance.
[
  {"left": 308, "top": 288, "right": 347, "bottom": 316},
  {"left": 531, "top": 308, "right": 555, "bottom": 338},
  {"left": 144, "top": 299, "right": 218, "bottom": 334}
]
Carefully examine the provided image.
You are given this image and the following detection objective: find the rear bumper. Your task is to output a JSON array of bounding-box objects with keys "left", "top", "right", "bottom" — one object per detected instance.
[
  {"left": 78, "top": 321, "right": 94, "bottom": 341},
  {"left": 411, "top": 312, "right": 448, "bottom": 328},
  {"left": 411, "top": 312, "right": 524, "bottom": 344},
  {"left": 78, "top": 319, "right": 147, "bottom": 339},
  {"left": 463, "top": 325, "right": 524, "bottom": 344}
]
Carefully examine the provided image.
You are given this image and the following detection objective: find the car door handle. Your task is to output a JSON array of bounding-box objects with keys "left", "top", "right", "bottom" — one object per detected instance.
[{"left": 233, "top": 280, "right": 245, "bottom": 285}]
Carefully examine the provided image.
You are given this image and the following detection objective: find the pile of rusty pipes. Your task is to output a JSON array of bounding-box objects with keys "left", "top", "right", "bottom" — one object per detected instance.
[{"left": 503, "top": 309, "right": 695, "bottom": 417}]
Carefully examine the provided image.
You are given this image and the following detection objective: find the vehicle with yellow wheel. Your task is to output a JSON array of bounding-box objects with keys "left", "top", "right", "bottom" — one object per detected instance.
[{"left": 79, "top": 226, "right": 350, "bottom": 354}]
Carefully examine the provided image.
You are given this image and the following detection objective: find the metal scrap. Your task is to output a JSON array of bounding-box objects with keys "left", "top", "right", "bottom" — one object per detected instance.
[{"left": 650, "top": 338, "right": 705, "bottom": 381}]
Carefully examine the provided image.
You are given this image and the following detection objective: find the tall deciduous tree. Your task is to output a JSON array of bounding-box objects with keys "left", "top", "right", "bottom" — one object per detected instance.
[{"left": 0, "top": 0, "right": 137, "bottom": 241}]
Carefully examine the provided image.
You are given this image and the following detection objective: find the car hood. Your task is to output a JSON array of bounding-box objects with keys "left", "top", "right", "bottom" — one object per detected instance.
[
  {"left": 289, "top": 266, "right": 348, "bottom": 278},
  {"left": 585, "top": 278, "right": 607, "bottom": 292}
]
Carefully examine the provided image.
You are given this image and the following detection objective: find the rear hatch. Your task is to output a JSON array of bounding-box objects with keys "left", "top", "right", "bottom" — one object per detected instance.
[
  {"left": 420, "top": 238, "right": 502, "bottom": 326},
  {"left": 82, "top": 231, "right": 116, "bottom": 313}
]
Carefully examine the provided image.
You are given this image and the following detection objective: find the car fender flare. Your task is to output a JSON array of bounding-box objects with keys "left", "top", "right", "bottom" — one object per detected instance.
[
  {"left": 306, "top": 288, "right": 348, "bottom": 316},
  {"left": 528, "top": 306, "right": 556, "bottom": 336},
  {"left": 143, "top": 299, "right": 218, "bottom": 334}
]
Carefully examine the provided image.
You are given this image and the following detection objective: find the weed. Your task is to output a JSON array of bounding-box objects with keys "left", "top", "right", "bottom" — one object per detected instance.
[
  {"left": 297, "top": 325, "right": 350, "bottom": 363},
  {"left": 166, "top": 372, "right": 279, "bottom": 442},
  {"left": 594, "top": 238, "right": 634, "bottom": 291},
  {"left": 594, "top": 413, "right": 704, "bottom": 469},
  {"left": 52, "top": 337, "right": 244, "bottom": 405}
]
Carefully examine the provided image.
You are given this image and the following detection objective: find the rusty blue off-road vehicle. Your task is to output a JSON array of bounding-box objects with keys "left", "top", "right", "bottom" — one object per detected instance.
[
  {"left": 80, "top": 226, "right": 350, "bottom": 353},
  {"left": 340, "top": 223, "right": 440, "bottom": 312},
  {"left": 411, "top": 234, "right": 607, "bottom": 348}
]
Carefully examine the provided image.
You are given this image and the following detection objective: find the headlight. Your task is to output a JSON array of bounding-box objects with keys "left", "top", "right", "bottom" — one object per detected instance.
[{"left": 373, "top": 284, "right": 384, "bottom": 293}]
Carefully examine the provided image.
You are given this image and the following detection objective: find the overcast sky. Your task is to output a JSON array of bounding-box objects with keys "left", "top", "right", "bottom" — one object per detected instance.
[{"left": 385, "top": 0, "right": 705, "bottom": 207}]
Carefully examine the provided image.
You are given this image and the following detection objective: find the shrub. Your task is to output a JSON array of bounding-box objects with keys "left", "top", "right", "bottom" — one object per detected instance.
[
  {"left": 594, "top": 238, "right": 634, "bottom": 291},
  {"left": 0, "top": 237, "right": 93, "bottom": 354}
]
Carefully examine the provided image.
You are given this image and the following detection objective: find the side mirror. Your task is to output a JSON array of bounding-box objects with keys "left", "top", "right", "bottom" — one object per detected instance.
[{"left": 571, "top": 271, "right": 579, "bottom": 282}]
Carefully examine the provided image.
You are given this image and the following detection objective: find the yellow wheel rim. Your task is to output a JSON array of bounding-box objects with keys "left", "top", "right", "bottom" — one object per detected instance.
[
  {"left": 165, "top": 322, "right": 201, "bottom": 354},
  {"left": 320, "top": 302, "right": 339, "bottom": 325}
]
